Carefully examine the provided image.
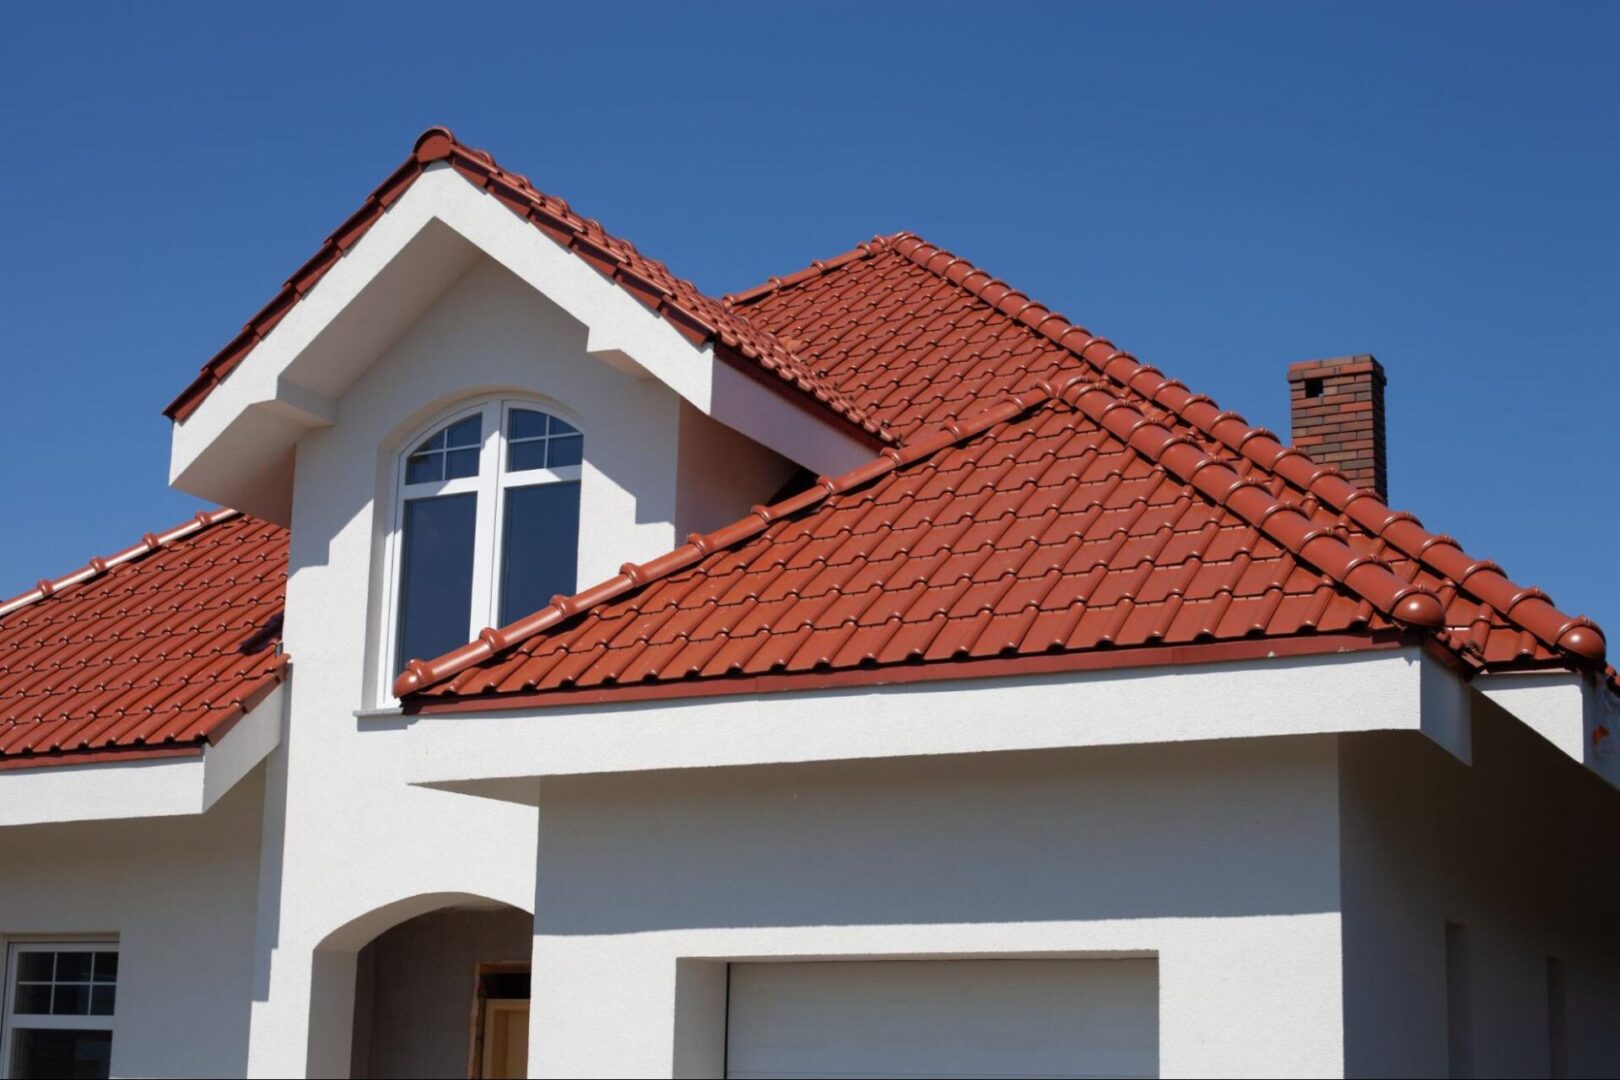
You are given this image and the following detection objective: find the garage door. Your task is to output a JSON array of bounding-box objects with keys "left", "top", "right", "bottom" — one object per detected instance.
[{"left": 725, "top": 958, "right": 1157, "bottom": 1079}]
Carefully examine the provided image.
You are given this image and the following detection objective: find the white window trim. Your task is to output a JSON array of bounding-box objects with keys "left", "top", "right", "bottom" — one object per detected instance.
[
  {"left": 377, "top": 397, "right": 583, "bottom": 705},
  {"left": 0, "top": 940, "right": 118, "bottom": 1079}
]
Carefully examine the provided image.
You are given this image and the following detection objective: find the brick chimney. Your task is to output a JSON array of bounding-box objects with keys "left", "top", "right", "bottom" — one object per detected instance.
[{"left": 1287, "top": 355, "right": 1388, "bottom": 501}]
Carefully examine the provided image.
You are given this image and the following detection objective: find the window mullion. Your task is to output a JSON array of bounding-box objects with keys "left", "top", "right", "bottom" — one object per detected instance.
[
  {"left": 490, "top": 404, "right": 514, "bottom": 627},
  {"left": 467, "top": 403, "right": 502, "bottom": 635}
]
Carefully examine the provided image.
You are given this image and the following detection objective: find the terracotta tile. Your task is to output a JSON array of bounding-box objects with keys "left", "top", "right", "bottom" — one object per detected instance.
[{"left": 0, "top": 513, "right": 287, "bottom": 768}]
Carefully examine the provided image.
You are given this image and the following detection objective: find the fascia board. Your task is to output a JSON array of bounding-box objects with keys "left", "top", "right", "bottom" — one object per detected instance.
[{"left": 374, "top": 648, "right": 1451, "bottom": 804}]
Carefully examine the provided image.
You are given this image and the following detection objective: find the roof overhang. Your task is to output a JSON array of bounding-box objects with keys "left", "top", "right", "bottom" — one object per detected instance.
[
  {"left": 0, "top": 683, "right": 284, "bottom": 827},
  {"left": 1475, "top": 668, "right": 1620, "bottom": 790},
  {"left": 168, "top": 164, "right": 876, "bottom": 523},
  {"left": 368, "top": 646, "right": 1474, "bottom": 806}
]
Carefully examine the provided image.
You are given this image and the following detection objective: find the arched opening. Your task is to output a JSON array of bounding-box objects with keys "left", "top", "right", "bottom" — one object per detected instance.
[{"left": 310, "top": 894, "right": 533, "bottom": 1080}]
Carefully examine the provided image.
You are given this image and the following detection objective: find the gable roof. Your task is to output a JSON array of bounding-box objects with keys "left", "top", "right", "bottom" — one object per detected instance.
[
  {"left": 395, "top": 235, "right": 1607, "bottom": 706},
  {"left": 0, "top": 510, "right": 288, "bottom": 768},
  {"left": 163, "top": 127, "right": 891, "bottom": 447}
]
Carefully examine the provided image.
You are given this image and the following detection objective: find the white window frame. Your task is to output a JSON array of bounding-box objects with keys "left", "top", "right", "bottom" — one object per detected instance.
[
  {"left": 0, "top": 941, "right": 118, "bottom": 1080},
  {"left": 378, "top": 397, "right": 583, "bottom": 703}
]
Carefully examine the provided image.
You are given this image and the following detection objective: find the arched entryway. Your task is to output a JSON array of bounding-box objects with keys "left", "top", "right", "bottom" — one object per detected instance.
[{"left": 311, "top": 893, "right": 533, "bottom": 1079}]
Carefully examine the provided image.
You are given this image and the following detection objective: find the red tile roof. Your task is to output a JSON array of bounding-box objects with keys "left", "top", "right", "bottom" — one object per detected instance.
[
  {"left": 395, "top": 231, "right": 1605, "bottom": 705},
  {"left": 164, "top": 128, "right": 891, "bottom": 448},
  {"left": 0, "top": 510, "right": 288, "bottom": 769},
  {"left": 725, "top": 233, "right": 1091, "bottom": 440},
  {"left": 142, "top": 126, "right": 1604, "bottom": 712}
]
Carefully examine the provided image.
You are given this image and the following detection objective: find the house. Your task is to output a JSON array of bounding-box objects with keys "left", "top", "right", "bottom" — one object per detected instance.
[{"left": 1, "top": 125, "right": 1616, "bottom": 1079}]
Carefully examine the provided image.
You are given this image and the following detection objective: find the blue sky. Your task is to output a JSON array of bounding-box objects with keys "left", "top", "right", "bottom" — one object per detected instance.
[{"left": 2, "top": 4, "right": 1616, "bottom": 635}]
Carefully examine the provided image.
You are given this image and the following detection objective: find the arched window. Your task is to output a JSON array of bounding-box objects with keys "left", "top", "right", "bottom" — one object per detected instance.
[{"left": 388, "top": 400, "right": 582, "bottom": 677}]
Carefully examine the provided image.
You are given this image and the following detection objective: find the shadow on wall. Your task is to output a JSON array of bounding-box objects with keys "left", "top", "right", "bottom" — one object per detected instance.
[{"left": 533, "top": 735, "right": 1345, "bottom": 935}]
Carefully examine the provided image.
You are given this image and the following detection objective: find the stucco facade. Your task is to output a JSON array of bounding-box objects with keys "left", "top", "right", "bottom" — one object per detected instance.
[{"left": 4, "top": 682, "right": 1615, "bottom": 1077}]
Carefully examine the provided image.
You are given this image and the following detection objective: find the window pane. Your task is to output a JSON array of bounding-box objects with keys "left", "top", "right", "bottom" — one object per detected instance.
[
  {"left": 446, "top": 414, "right": 483, "bottom": 449},
  {"left": 507, "top": 440, "right": 547, "bottom": 473},
  {"left": 9, "top": 1028, "right": 112, "bottom": 1080},
  {"left": 548, "top": 434, "right": 583, "bottom": 468},
  {"left": 508, "top": 408, "right": 547, "bottom": 440},
  {"left": 413, "top": 428, "right": 446, "bottom": 454},
  {"left": 55, "top": 954, "right": 92, "bottom": 983},
  {"left": 549, "top": 415, "right": 579, "bottom": 436},
  {"left": 405, "top": 453, "right": 443, "bottom": 485},
  {"left": 51, "top": 983, "right": 90, "bottom": 1016},
  {"left": 91, "top": 954, "right": 116, "bottom": 984},
  {"left": 90, "top": 986, "right": 115, "bottom": 1017},
  {"left": 14, "top": 984, "right": 51, "bottom": 1014},
  {"left": 444, "top": 448, "right": 480, "bottom": 480},
  {"left": 499, "top": 482, "right": 581, "bottom": 625},
  {"left": 396, "top": 493, "right": 478, "bottom": 670},
  {"left": 17, "top": 953, "right": 54, "bottom": 981}
]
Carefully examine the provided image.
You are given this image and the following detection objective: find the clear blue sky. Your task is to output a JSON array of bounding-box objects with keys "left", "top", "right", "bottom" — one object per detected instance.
[{"left": 2, "top": 4, "right": 1616, "bottom": 634}]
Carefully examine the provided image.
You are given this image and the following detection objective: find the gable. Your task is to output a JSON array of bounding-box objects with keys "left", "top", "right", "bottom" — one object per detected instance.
[{"left": 166, "top": 128, "right": 882, "bottom": 523}]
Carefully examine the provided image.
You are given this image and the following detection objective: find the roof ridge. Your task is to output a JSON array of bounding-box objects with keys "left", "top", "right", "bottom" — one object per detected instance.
[
  {"left": 0, "top": 508, "right": 243, "bottom": 622},
  {"left": 164, "top": 127, "right": 895, "bottom": 446},
  {"left": 721, "top": 233, "right": 903, "bottom": 308},
  {"left": 888, "top": 234, "right": 1607, "bottom": 665},
  {"left": 397, "top": 369, "right": 1462, "bottom": 699}
]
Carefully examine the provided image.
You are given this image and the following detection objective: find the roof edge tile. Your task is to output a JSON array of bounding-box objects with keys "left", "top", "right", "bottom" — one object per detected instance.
[{"left": 0, "top": 508, "right": 242, "bottom": 622}]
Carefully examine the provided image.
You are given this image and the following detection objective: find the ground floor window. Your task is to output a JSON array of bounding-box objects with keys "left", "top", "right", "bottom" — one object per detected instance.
[{"left": 0, "top": 943, "right": 117, "bottom": 1080}]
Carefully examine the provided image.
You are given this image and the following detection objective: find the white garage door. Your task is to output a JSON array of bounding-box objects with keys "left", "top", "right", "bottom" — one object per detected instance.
[{"left": 725, "top": 958, "right": 1158, "bottom": 1079}]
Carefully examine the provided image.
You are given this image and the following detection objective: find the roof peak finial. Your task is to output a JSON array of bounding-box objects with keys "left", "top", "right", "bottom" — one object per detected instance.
[{"left": 413, "top": 126, "right": 457, "bottom": 164}]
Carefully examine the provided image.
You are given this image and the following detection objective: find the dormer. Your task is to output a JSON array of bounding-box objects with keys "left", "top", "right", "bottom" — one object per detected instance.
[{"left": 162, "top": 128, "right": 887, "bottom": 704}]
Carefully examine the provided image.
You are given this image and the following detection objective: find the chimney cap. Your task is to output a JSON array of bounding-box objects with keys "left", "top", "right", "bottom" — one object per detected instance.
[{"left": 1287, "top": 354, "right": 1386, "bottom": 384}]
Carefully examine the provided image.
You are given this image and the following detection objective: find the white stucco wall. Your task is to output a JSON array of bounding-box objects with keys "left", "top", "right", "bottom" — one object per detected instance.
[
  {"left": 0, "top": 767, "right": 266, "bottom": 1078},
  {"left": 350, "top": 253, "right": 688, "bottom": 622},
  {"left": 242, "top": 246, "right": 803, "bottom": 1078},
  {"left": 525, "top": 737, "right": 1350, "bottom": 1079},
  {"left": 674, "top": 398, "right": 796, "bottom": 541},
  {"left": 1338, "top": 695, "right": 1620, "bottom": 1079}
]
